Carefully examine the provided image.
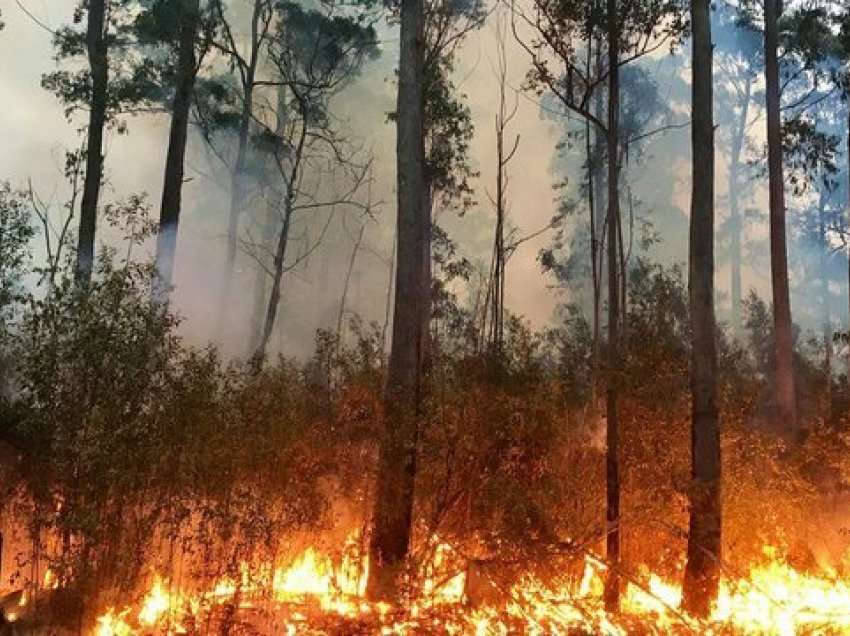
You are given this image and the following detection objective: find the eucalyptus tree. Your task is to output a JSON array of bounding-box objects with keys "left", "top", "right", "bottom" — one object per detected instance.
[
  {"left": 714, "top": 1, "right": 762, "bottom": 334},
  {"left": 43, "top": 0, "right": 160, "bottom": 285},
  {"left": 146, "top": 0, "right": 212, "bottom": 296},
  {"left": 513, "top": 0, "right": 686, "bottom": 608},
  {"left": 248, "top": 1, "right": 378, "bottom": 365},
  {"left": 202, "top": 0, "right": 277, "bottom": 328},
  {"left": 367, "top": 0, "right": 483, "bottom": 600},
  {"left": 733, "top": 0, "right": 845, "bottom": 431},
  {"left": 682, "top": 0, "right": 720, "bottom": 616},
  {"left": 367, "top": 0, "right": 427, "bottom": 601},
  {"left": 419, "top": 0, "right": 485, "bottom": 362}
]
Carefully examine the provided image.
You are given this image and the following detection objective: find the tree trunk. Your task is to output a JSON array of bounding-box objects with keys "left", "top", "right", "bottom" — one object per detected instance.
[
  {"left": 218, "top": 0, "right": 264, "bottom": 332},
  {"left": 248, "top": 195, "right": 276, "bottom": 357},
  {"left": 154, "top": 0, "right": 201, "bottom": 297},
  {"left": 682, "top": 0, "right": 721, "bottom": 616},
  {"left": 337, "top": 221, "right": 367, "bottom": 349},
  {"left": 422, "top": 186, "right": 433, "bottom": 369},
  {"left": 818, "top": 191, "right": 831, "bottom": 377},
  {"left": 367, "top": 0, "right": 426, "bottom": 601},
  {"left": 76, "top": 0, "right": 108, "bottom": 285},
  {"left": 764, "top": 0, "right": 798, "bottom": 431},
  {"left": 253, "top": 197, "right": 293, "bottom": 365},
  {"left": 603, "top": 0, "right": 621, "bottom": 613},
  {"left": 728, "top": 75, "right": 751, "bottom": 335}
]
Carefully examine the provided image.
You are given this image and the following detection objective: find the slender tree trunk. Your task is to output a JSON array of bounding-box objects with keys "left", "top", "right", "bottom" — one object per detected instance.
[
  {"left": 253, "top": 197, "right": 293, "bottom": 365},
  {"left": 592, "top": 37, "right": 606, "bottom": 403},
  {"left": 248, "top": 196, "right": 276, "bottom": 357},
  {"left": 252, "top": 108, "right": 308, "bottom": 366},
  {"left": 603, "top": 0, "right": 621, "bottom": 613},
  {"left": 586, "top": 118, "right": 599, "bottom": 390},
  {"left": 154, "top": 0, "right": 201, "bottom": 297},
  {"left": 337, "top": 221, "right": 367, "bottom": 349},
  {"left": 764, "top": 0, "right": 798, "bottom": 431},
  {"left": 682, "top": 0, "right": 721, "bottom": 615},
  {"left": 218, "top": 0, "right": 264, "bottom": 332},
  {"left": 728, "top": 75, "right": 752, "bottom": 335},
  {"left": 422, "top": 186, "right": 433, "bottom": 369},
  {"left": 381, "top": 234, "right": 397, "bottom": 357},
  {"left": 818, "top": 191, "right": 831, "bottom": 377},
  {"left": 76, "top": 0, "right": 108, "bottom": 285},
  {"left": 367, "top": 0, "right": 426, "bottom": 601}
]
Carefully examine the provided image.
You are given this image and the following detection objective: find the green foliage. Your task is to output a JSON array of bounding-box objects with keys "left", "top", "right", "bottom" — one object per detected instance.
[{"left": 0, "top": 184, "right": 34, "bottom": 334}]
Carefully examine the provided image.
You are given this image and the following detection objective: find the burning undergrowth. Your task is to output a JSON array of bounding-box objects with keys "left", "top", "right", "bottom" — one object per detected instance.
[{"left": 1, "top": 263, "right": 850, "bottom": 633}]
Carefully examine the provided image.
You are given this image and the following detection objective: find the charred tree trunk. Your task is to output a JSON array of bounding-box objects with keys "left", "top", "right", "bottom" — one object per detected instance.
[
  {"left": 367, "top": 0, "right": 426, "bottom": 601},
  {"left": 76, "top": 0, "right": 108, "bottom": 285},
  {"left": 603, "top": 0, "right": 621, "bottom": 613},
  {"left": 682, "top": 0, "right": 721, "bottom": 615},
  {"left": 764, "top": 0, "right": 798, "bottom": 431},
  {"left": 154, "top": 0, "right": 201, "bottom": 297},
  {"left": 728, "top": 75, "right": 752, "bottom": 335}
]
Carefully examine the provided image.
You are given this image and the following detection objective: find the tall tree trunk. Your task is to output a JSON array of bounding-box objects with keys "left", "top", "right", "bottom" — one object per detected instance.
[
  {"left": 154, "top": 0, "right": 201, "bottom": 297},
  {"left": 818, "top": 191, "right": 831, "bottom": 377},
  {"left": 592, "top": 36, "right": 606, "bottom": 407},
  {"left": 764, "top": 0, "right": 798, "bottom": 431},
  {"left": 682, "top": 0, "right": 721, "bottom": 616},
  {"left": 367, "top": 0, "right": 426, "bottom": 601},
  {"left": 218, "top": 0, "right": 264, "bottom": 333},
  {"left": 422, "top": 186, "right": 433, "bottom": 369},
  {"left": 603, "top": 0, "right": 621, "bottom": 613},
  {"left": 76, "top": 0, "right": 108, "bottom": 285},
  {"left": 728, "top": 75, "right": 752, "bottom": 335}
]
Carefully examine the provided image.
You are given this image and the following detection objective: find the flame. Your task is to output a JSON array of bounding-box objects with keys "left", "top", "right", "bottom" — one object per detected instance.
[
  {"left": 84, "top": 539, "right": 850, "bottom": 635},
  {"left": 95, "top": 609, "right": 133, "bottom": 636}
]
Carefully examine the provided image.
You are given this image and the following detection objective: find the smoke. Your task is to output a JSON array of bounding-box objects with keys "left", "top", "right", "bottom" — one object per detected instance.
[{"left": 3, "top": 0, "right": 849, "bottom": 362}]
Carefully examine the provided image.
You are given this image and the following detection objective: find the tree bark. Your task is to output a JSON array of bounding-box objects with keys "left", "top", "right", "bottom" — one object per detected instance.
[
  {"left": 603, "top": 0, "right": 621, "bottom": 613},
  {"left": 682, "top": 0, "right": 721, "bottom": 616},
  {"left": 154, "top": 0, "right": 201, "bottom": 297},
  {"left": 76, "top": 0, "right": 108, "bottom": 285},
  {"left": 367, "top": 0, "right": 426, "bottom": 601},
  {"left": 764, "top": 0, "right": 798, "bottom": 431}
]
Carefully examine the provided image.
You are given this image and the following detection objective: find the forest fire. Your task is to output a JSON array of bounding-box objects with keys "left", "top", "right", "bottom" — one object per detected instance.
[
  {"left": 61, "top": 538, "right": 850, "bottom": 635},
  {"left": 4, "top": 0, "right": 850, "bottom": 633}
]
